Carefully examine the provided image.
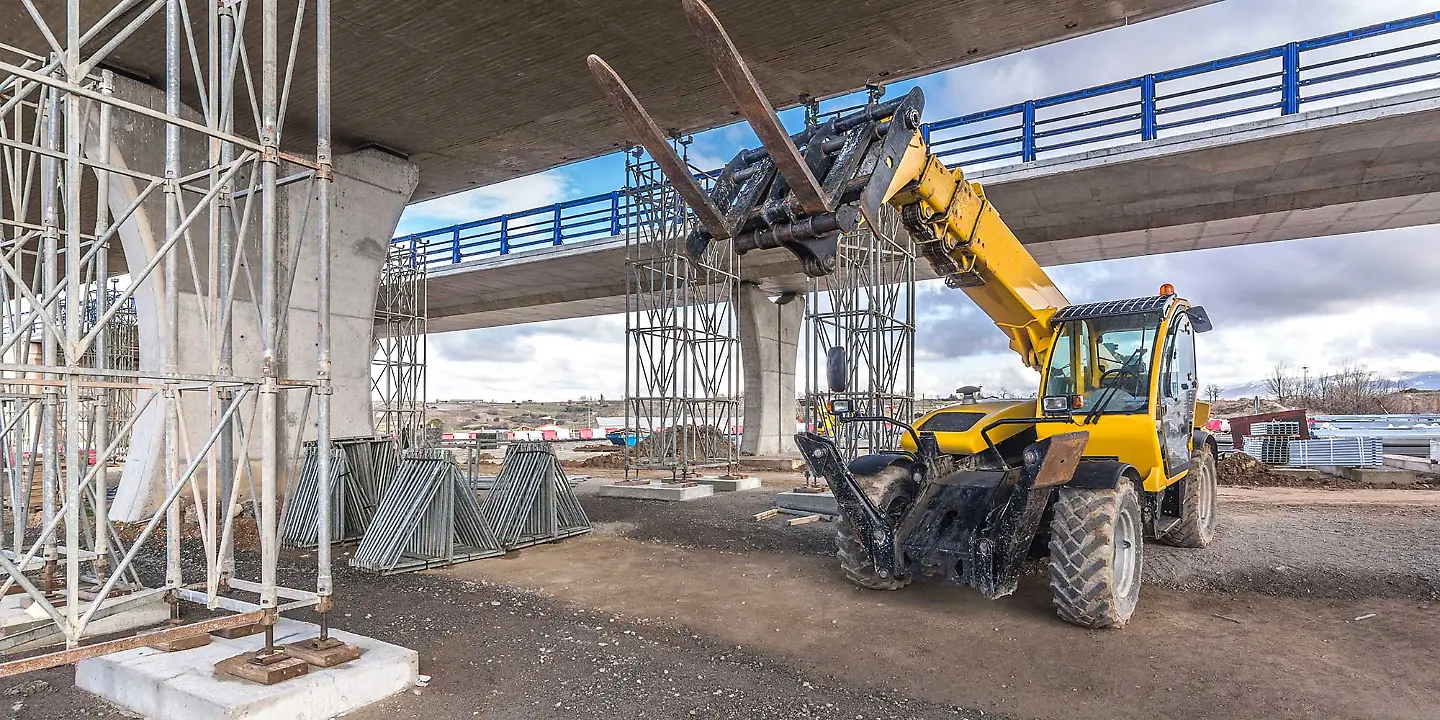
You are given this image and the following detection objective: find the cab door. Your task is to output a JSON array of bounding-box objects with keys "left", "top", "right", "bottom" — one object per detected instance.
[{"left": 1155, "top": 311, "right": 1198, "bottom": 477}]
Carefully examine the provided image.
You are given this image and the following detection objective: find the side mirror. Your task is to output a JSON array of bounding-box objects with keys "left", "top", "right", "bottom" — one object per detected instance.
[
  {"left": 826, "top": 346, "right": 849, "bottom": 392},
  {"left": 1186, "top": 305, "right": 1213, "bottom": 333}
]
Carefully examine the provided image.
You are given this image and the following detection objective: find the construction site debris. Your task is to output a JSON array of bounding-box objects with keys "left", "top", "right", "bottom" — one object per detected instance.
[
  {"left": 577, "top": 451, "right": 625, "bottom": 469},
  {"left": 576, "top": 443, "right": 618, "bottom": 453},
  {"left": 632, "top": 425, "right": 737, "bottom": 462},
  {"left": 1217, "top": 452, "right": 1357, "bottom": 488}
]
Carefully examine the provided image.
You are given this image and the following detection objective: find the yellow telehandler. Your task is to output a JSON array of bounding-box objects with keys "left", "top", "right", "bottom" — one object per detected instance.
[{"left": 589, "top": 0, "right": 1219, "bottom": 628}]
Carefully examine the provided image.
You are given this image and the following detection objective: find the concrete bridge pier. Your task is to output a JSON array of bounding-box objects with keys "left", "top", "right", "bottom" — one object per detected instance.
[
  {"left": 95, "top": 76, "right": 419, "bottom": 520},
  {"left": 737, "top": 283, "right": 803, "bottom": 457}
]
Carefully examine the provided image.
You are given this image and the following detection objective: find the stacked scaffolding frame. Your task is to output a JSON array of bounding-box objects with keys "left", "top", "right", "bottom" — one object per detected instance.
[
  {"left": 373, "top": 243, "right": 427, "bottom": 449},
  {"left": 0, "top": 0, "right": 343, "bottom": 674},
  {"left": 623, "top": 143, "right": 739, "bottom": 478}
]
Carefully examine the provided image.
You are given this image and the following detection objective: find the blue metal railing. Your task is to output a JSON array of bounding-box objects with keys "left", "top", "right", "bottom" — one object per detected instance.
[{"left": 395, "top": 11, "right": 1440, "bottom": 268}]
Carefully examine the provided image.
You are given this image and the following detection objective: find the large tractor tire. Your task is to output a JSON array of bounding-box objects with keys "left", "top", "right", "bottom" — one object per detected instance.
[
  {"left": 1048, "top": 480, "right": 1143, "bottom": 628},
  {"left": 836, "top": 471, "right": 917, "bottom": 591},
  {"left": 1158, "top": 443, "right": 1218, "bottom": 548}
]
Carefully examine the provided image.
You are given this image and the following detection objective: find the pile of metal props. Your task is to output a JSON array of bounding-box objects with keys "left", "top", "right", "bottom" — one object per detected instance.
[
  {"left": 281, "top": 438, "right": 400, "bottom": 547},
  {"left": 480, "top": 442, "right": 592, "bottom": 550},
  {"left": 350, "top": 447, "right": 503, "bottom": 575}
]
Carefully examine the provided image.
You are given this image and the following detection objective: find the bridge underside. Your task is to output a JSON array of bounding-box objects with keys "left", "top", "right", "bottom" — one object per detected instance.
[
  {"left": 422, "top": 88, "right": 1440, "bottom": 333},
  {"left": 11, "top": 1, "right": 1209, "bottom": 201}
]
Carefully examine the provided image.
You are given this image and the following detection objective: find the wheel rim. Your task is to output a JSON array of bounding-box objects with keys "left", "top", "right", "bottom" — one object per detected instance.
[
  {"left": 1113, "top": 504, "right": 1139, "bottom": 598},
  {"left": 1198, "top": 456, "right": 1215, "bottom": 529}
]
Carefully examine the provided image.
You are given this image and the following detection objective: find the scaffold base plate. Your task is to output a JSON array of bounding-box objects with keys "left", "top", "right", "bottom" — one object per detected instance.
[
  {"left": 76, "top": 618, "right": 417, "bottom": 720},
  {"left": 282, "top": 636, "right": 361, "bottom": 667},
  {"left": 214, "top": 650, "right": 310, "bottom": 685}
]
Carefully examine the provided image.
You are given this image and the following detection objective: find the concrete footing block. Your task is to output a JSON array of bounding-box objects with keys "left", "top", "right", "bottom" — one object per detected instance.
[
  {"left": 0, "top": 589, "right": 168, "bottom": 654},
  {"left": 774, "top": 490, "right": 838, "bottom": 516},
  {"left": 739, "top": 456, "right": 804, "bottom": 471},
  {"left": 76, "top": 618, "right": 418, "bottom": 720},
  {"left": 1335, "top": 466, "right": 1418, "bottom": 485},
  {"left": 595, "top": 482, "right": 715, "bottom": 501},
  {"left": 693, "top": 475, "right": 762, "bottom": 491}
]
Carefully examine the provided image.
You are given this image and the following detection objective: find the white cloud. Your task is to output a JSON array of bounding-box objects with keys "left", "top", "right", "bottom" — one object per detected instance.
[
  {"left": 424, "top": 324, "right": 626, "bottom": 402},
  {"left": 395, "top": 171, "right": 573, "bottom": 236}
]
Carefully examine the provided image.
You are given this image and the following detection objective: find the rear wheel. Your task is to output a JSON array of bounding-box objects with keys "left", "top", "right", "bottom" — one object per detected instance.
[
  {"left": 836, "top": 473, "right": 916, "bottom": 591},
  {"left": 1158, "top": 443, "right": 1218, "bottom": 548},
  {"left": 1048, "top": 479, "right": 1143, "bottom": 628}
]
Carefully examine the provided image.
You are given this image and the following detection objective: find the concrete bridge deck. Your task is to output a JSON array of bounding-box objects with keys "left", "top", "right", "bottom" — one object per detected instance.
[
  {"left": 422, "top": 87, "right": 1440, "bottom": 332},
  {"left": 9, "top": 0, "right": 1208, "bottom": 201}
]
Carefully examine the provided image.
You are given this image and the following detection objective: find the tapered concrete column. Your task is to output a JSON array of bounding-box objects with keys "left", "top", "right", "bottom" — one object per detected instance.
[
  {"left": 738, "top": 283, "right": 803, "bottom": 457},
  {"left": 92, "top": 76, "right": 419, "bottom": 519}
]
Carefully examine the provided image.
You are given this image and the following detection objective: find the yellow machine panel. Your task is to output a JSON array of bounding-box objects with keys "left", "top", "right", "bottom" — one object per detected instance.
[{"left": 900, "top": 400, "right": 1035, "bottom": 456}]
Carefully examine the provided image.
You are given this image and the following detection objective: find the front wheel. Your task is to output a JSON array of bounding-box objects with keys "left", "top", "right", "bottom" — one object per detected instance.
[
  {"left": 836, "top": 472, "right": 916, "bottom": 591},
  {"left": 1157, "top": 443, "right": 1218, "bottom": 548},
  {"left": 1048, "top": 480, "right": 1143, "bottom": 628}
]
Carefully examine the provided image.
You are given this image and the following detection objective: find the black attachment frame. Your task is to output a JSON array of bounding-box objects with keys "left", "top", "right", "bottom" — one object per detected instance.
[{"left": 684, "top": 89, "right": 925, "bottom": 277}]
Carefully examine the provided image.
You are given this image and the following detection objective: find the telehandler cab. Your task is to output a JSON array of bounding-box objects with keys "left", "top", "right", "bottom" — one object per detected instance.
[{"left": 589, "top": 0, "right": 1219, "bottom": 628}]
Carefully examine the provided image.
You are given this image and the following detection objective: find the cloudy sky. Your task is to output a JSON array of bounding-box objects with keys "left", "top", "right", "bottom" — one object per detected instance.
[{"left": 397, "top": 0, "right": 1440, "bottom": 402}]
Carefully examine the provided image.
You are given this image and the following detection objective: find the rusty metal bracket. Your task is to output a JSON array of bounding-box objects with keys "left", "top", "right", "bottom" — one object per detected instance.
[{"left": 0, "top": 610, "right": 267, "bottom": 678}]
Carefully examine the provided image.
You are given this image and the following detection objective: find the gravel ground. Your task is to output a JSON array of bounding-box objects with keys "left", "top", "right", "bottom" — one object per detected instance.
[
  {"left": 579, "top": 480, "right": 1440, "bottom": 602},
  {"left": 0, "top": 499, "right": 983, "bottom": 720},
  {"left": 2, "top": 478, "right": 1437, "bottom": 719}
]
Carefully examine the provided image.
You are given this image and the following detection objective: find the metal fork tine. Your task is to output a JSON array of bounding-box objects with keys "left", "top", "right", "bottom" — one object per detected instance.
[
  {"left": 587, "top": 54, "right": 732, "bottom": 240},
  {"left": 681, "top": 0, "right": 830, "bottom": 215}
]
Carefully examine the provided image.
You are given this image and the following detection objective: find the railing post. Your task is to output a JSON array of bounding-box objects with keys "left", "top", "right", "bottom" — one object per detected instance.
[
  {"left": 1021, "top": 100, "right": 1036, "bottom": 162},
  {"left": 452, "top": 227, "right": 461, "bottom": 264},
  {"left": 553, "top": 204, "right": 563, "bottom": 246},
  {"left": 1140, "top": 74, "right": 1157, "bottom": 141},
  {"left": 500, "top": 216, "right": 509, "bottom": 255},
  {"left": 1282, "top": 41, "right": 1300, "bottom": 114},
  {"left": 920, "top": 123, "right": 931, "bottom": 146},
  {"left": 408, "top": 235, "right": 418, "bottom": 268},
  {"left": 610, "top": 192, "right": 621, "bottom": 236}
]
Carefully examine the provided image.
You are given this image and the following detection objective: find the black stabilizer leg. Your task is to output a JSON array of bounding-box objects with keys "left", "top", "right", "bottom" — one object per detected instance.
[{"left": 793, "top": 432, "right": 903, "bottom": 580}]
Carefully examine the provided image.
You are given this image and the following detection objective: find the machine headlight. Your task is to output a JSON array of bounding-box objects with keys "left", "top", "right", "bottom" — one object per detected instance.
[
  {"left": 829, "top": 398, "right": 853, "bottom": 416},
  {"left": 1041, "top": 395, "right": 1070, "bottom": 413}
]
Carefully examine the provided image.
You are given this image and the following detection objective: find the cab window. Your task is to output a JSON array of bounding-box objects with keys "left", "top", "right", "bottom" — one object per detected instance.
[{"left": 1044, "top": 312, "right": 1162, "bottom": 415}]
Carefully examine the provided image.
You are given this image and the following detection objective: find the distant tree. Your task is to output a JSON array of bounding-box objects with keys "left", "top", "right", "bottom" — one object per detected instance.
[
  {"left": 1311, "top": 363, "right": 1395, "bottom": 414},
  {"left": 1205, "top": 384, "right": 1222, "bottom": 403},
  {"left": 1265, "top": 362, "right": 1296, "bottom": 405}
]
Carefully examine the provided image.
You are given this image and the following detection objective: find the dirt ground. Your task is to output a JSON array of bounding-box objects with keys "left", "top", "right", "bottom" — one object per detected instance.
[{"left": 3, "top": 477, "right": 1438, "bottom": 719}]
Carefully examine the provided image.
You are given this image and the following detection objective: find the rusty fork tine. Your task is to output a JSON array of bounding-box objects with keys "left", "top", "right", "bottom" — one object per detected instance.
[
  {"left": 587, "top": 54, "right": 732, "bottom": 240},
  {"left": 682, "top": 0, "right": 830, "bottom": 216}
]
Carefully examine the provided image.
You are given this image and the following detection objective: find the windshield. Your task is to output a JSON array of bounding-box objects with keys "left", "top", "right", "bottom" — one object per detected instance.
[{"left": 1044, "top": 312, "right": 1162, "bottom": 415}]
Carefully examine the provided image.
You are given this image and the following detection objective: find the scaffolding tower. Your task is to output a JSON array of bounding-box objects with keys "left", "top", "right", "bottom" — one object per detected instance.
[
  {"left": 373, "top": 244, "right": 428, "bottom": 449},
  {"left": 623, "top": 143, "right": 739, "bottom": 478},
  {"left": 0, "top": 0, "right": 345, "bottom": 674},
  {"left": 802, "top": 93, "right": 917, "bottom": 461}
]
